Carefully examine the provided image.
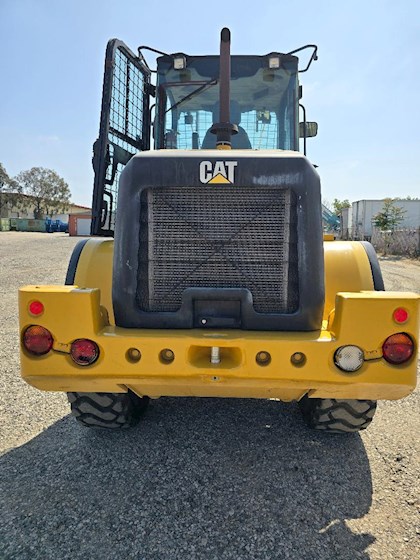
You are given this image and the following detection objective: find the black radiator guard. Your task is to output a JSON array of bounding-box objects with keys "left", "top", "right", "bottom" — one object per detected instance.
[{"left": 113, "top": 150, "right": 324, "bottom": 331}]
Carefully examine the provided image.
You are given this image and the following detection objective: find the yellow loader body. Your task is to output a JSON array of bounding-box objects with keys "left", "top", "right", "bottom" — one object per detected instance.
[{"left": 19, "top": 239, "right": 419, "bottom": 401}]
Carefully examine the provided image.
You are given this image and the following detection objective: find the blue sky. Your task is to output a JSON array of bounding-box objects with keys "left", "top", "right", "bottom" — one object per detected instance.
[{"left": 1, "top": 0, "right": 419, "bottom": 207}]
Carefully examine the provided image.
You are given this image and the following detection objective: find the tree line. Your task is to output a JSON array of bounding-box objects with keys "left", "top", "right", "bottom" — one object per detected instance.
[{"left": 0, "top": 163, "right": 71, "bottom": 219}]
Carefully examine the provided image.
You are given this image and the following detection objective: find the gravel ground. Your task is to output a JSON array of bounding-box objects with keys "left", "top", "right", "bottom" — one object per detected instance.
[{"left": 0, "top": 232, "right": 419, "bottom": 560}]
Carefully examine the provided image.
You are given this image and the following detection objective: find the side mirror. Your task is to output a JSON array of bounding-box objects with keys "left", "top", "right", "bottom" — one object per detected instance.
[{"left": 299, "top": 122, "right": 318, "bottom": 138}]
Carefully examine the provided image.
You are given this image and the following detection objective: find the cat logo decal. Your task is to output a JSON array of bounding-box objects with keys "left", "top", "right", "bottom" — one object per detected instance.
[{"left": 199, "top": 161, "right": 238, "bottom": 184}]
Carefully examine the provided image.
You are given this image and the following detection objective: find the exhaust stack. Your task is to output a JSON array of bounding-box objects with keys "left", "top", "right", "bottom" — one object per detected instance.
[{"left": 210, "top": 27, "right": 238, "bottom": 150}]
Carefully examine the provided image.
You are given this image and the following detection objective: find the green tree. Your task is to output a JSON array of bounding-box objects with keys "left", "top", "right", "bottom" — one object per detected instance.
[
  {"left": 0, "top": 163, "right": 24, "bottom": 218},
  {"left": 332, "top": 198, "right": 351, "bottom": 214},
  {"left": 15, "top": 167, "right": 71, "bottom": 219},
  {"left": 373, "top": 198, "right": 406, "bottom": 232},
  {"left": 0, "top": 163, "right": 8, "bottom": 187}
]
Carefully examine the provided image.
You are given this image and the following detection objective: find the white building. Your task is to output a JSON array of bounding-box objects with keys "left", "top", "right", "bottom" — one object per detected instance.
[{"left": 349, "top": 199, "right": 420, "bottom": 239}]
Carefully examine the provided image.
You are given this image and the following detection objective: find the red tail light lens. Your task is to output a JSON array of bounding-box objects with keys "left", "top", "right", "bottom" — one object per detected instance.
[
  {"left": 382, "top": 333, "right": 414, "bottom": 364},
  {"left": 70, "top": 339, "right": 99, "bottom": 366},
  {"left": 23, "top": 325, "right": 53, "bottom": 355}
]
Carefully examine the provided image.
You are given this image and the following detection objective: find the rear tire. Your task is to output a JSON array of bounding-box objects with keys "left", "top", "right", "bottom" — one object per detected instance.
[
  {"left": 298, "top": 396, "right": 377, "bottom": 433},
  {"left": 67, "top": 391, "right": 149, "bottom": 429}
]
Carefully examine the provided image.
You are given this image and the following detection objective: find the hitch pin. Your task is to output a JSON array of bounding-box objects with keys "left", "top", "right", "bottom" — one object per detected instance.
[{"left": 210, "top": 346, "right": 221, "bottom": 364}]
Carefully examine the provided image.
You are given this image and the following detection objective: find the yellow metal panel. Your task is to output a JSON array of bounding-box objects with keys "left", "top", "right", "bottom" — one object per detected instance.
[
  {"left": 20, "top": 286, "right": 106, "bottom": 336},
  {"left": 72, "top": 239, "right": 114, "bottom": 324},
  {"left": 331, "top": 291, "right": 419, "bottom": 339},
  {"left": 19, "top": 286, "right": 419, "bottom": 401},
  {"left": 323, "top": 241, "right": 374, "bottom": 319}
]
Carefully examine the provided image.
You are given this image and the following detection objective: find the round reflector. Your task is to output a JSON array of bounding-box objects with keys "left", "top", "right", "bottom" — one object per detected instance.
[
  {"left": 256, "top": 351, "right": 271, "bottom": 366},
  {"left": 393, "top": 308, "right": 409, "bottom": 324},
  {"left": 382, "top": 333, "right": 414, "bottom": 364},
  {"left": 29, "top": 300, "right": 44, "bottom": 316},
  {"left": 291, "top": 352, "right": 306, "bottom": 366},
  {"left": 334, "top": 345, "right": 364, "bottom": 372},
  {"left": 126, "top": 347, "right": 141, "bottom": 363},
  {"left": 23, "top": 325, "right": 53, "bottom": 355},
  {"left": 159, "top": 348, "right": 175, "bottom": 364},
  {"left": 70, "top": 339, "right": 99, "bottom": 366}
]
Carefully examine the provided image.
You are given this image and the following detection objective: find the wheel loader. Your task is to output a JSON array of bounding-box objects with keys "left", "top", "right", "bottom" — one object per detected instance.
[{"left": 19, "top": 29, "right": 419, "bottom": 433}]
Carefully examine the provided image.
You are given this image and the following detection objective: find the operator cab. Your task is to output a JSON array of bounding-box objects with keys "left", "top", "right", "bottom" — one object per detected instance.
[
  {"left": 155, "top": 54, "right": 299, "bottom": 151},
  {"left": 91, "top": 39, "right": 318, "bottom": 236}
]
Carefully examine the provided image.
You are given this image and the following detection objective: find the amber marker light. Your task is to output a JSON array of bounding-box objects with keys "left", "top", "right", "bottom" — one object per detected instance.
[
  {"left": 23, "top": 325, "right": 53, "bottom": 355},
  {"left": 29, "top": 300, "right": 44, "bottom": 316},
  {"left": 382, "top": 333, "right": 414, "bottom": 364}
]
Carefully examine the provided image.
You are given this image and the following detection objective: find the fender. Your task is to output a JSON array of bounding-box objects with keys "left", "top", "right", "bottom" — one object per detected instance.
[{"left": 66, "top": 238, "right": 115, "bottom": 324}]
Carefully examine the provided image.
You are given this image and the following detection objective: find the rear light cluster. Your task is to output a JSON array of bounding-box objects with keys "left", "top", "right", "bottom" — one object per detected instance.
[
  {"left": 23, "top": 325, "right": 53, "bottom": 355},
  {"left": 22, "top": 326, "right": 99, "bottom": 366},
  {"left": 334, "top": 345, "right": 364, "bottom": 372},
  {"left": 70, "top": 339, "right": 99, "bottom": 365},
  {"left": 335, "top": 332, "right": 415, "bottom": 372},
  {"left": 382, "top": 333, "right": 414, "bottom": 364}
]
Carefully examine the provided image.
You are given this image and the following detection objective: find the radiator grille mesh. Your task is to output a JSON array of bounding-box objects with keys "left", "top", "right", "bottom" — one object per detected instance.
[{"left": 138, "top": 186, "right": 298, "bottom": 313}]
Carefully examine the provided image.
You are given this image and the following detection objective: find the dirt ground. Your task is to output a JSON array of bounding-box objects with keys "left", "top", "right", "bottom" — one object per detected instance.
[
  {"left": 378, "top": 255, "right": 420, "bottom": 293},
  {"left": 0, "top": 233, "right": 419, "bottom": 560}
]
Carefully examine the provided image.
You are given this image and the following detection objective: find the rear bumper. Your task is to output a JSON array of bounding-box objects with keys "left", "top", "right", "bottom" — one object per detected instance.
[{"left": 19, "top": 286, "right": 419, "bottom": 400}]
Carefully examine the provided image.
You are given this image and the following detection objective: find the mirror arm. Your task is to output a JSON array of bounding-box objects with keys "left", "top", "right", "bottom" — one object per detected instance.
[{"left": 287, "top": 45, "right": 318, "bottom": 73}]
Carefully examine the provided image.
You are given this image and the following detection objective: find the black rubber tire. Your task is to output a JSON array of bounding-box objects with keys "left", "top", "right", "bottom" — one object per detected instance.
[
  {"left": 360, "top": 241, "right": 385, "bottom": 291},
  {"left": 67, "top": 391, "right": 149, "bottom": 429},
  {"left": 298, "top": 396, "right": 377, "bottom": 433}
]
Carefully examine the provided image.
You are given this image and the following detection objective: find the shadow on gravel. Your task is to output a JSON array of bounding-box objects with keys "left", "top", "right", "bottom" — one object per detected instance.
[{"left": 0, "top": 398, "right": 374, "bottom": 560}]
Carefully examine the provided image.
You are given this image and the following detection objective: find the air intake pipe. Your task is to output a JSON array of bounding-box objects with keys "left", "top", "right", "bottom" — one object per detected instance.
[{"left": 210, "top": 27, "right": 238, "bottom": 150}]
